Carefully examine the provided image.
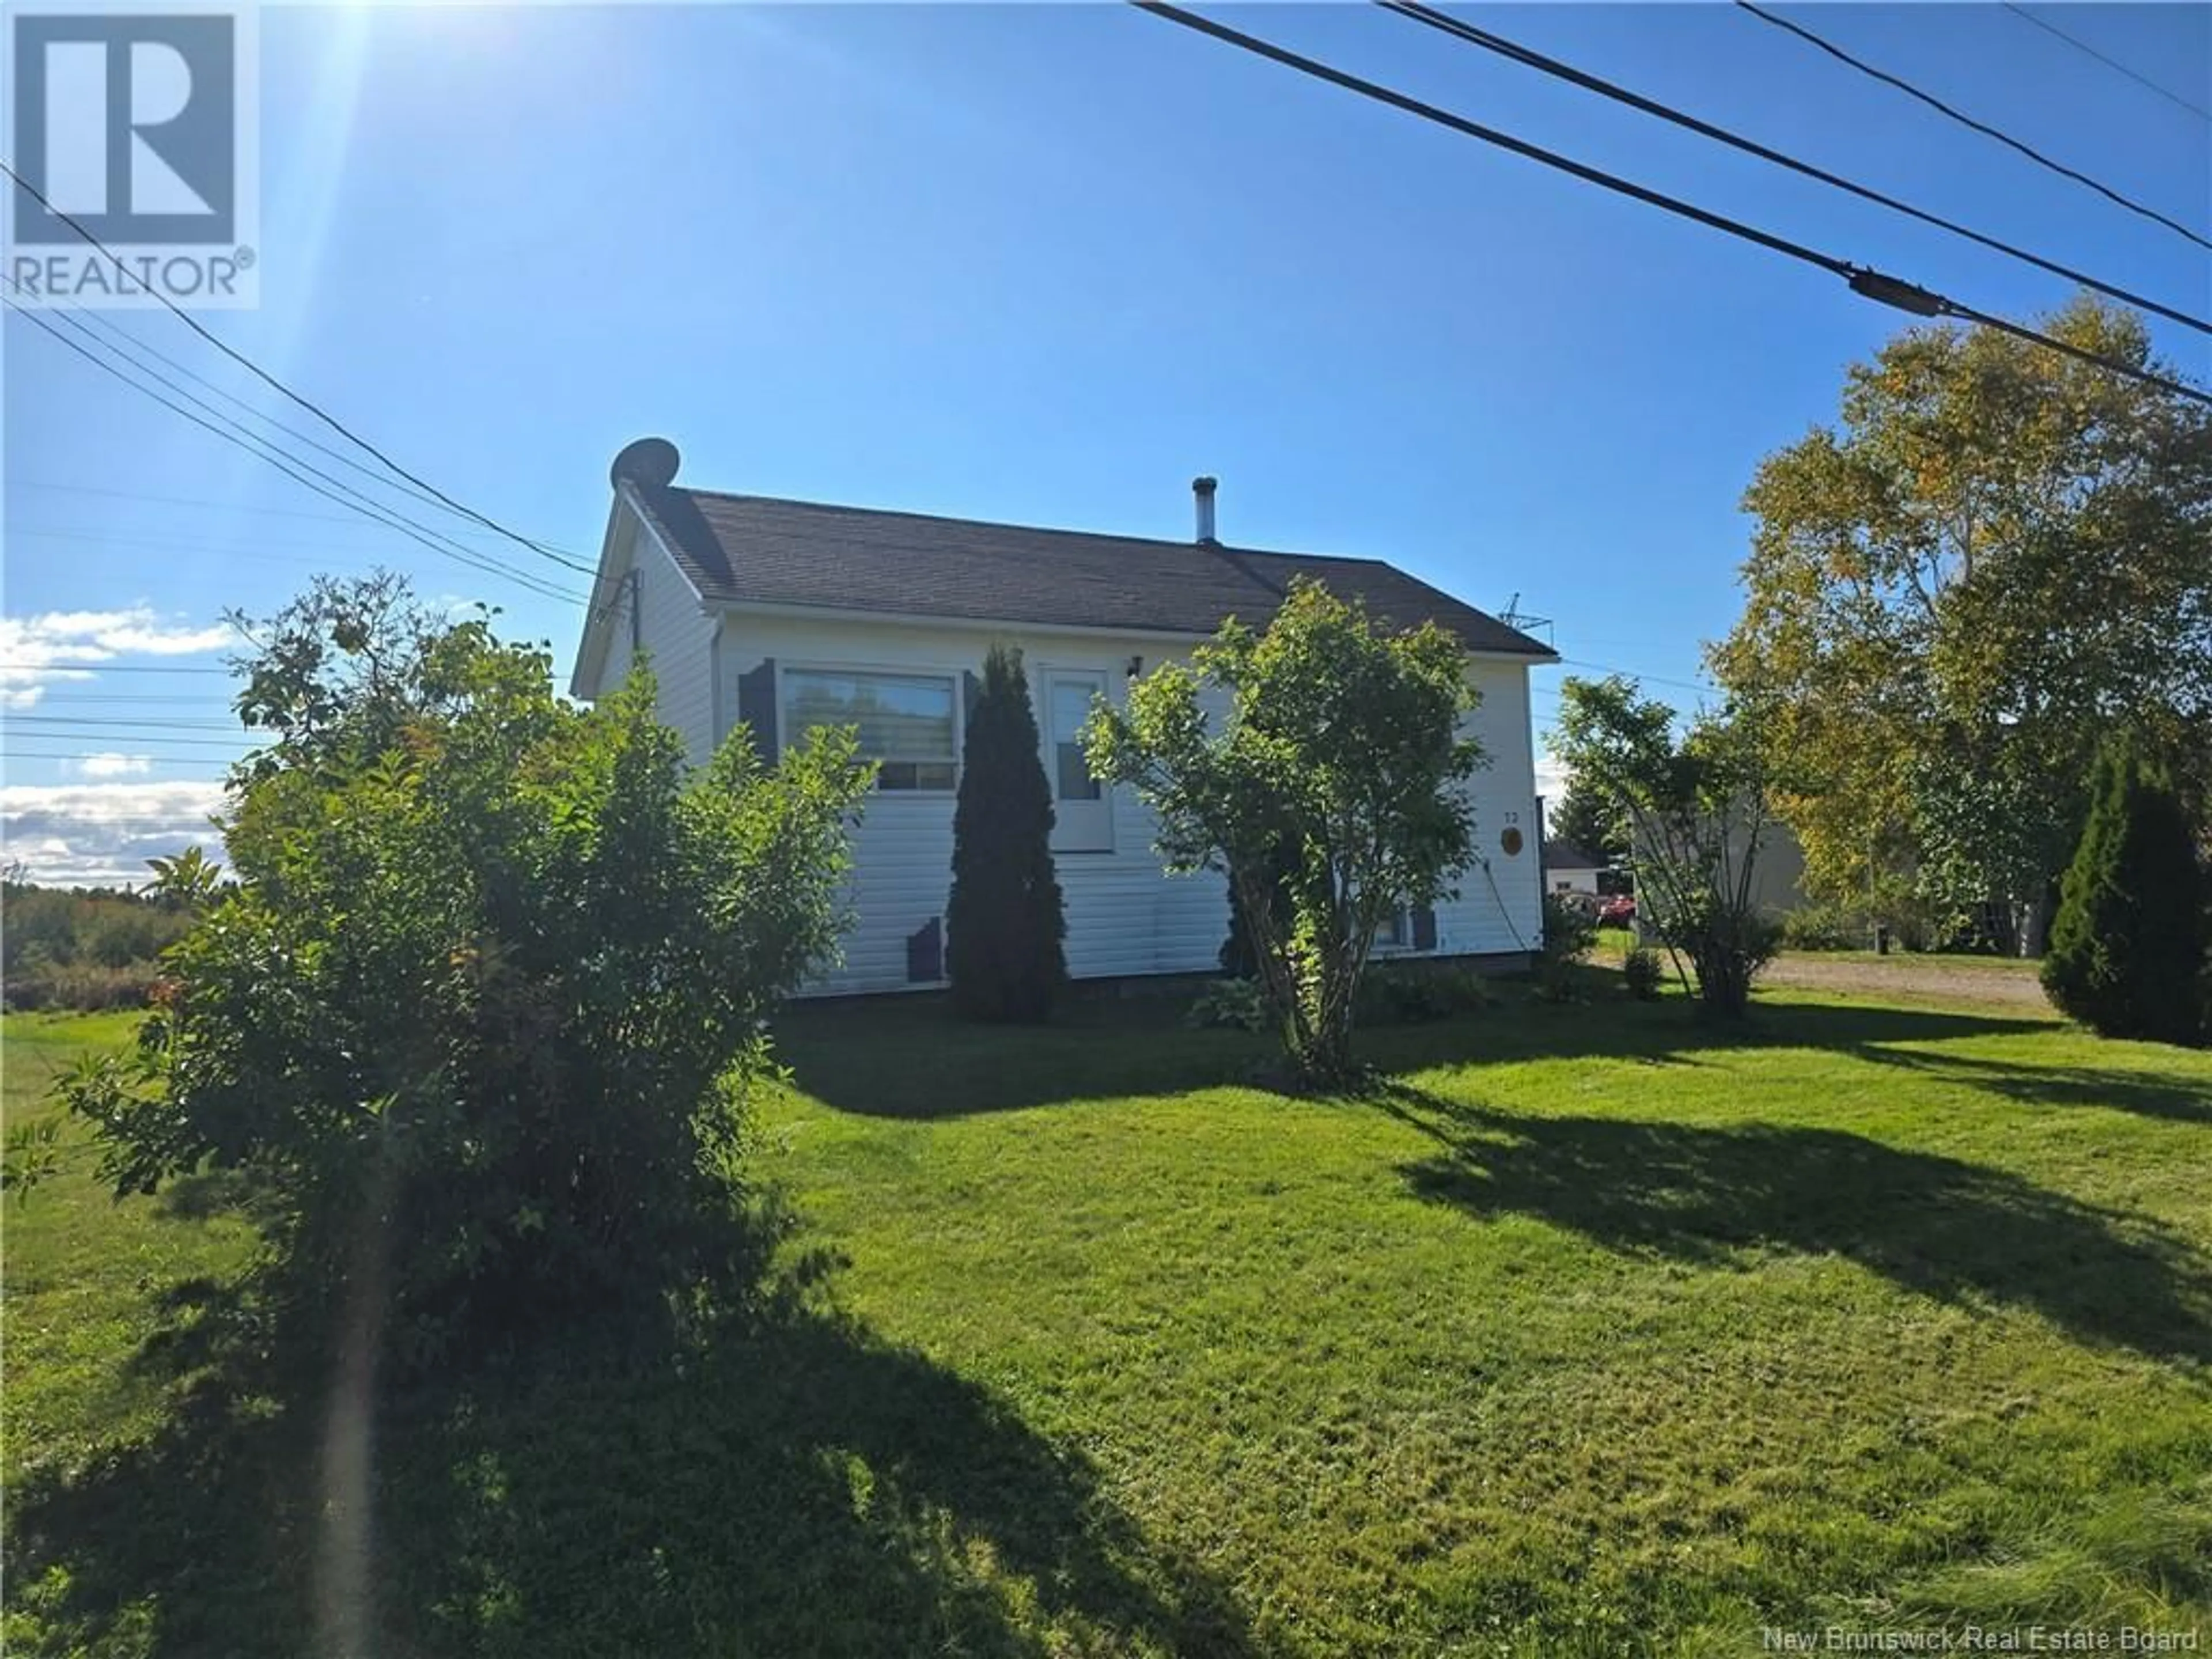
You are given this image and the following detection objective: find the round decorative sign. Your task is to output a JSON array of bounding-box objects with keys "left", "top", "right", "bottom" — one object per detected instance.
[{"left": 1500, "top": 826, "right": 1524, "bottom": 857}]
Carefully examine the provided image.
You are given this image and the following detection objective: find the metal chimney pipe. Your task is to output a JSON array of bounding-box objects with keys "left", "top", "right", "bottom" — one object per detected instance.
[{"left": 1192, "top": 475, "right": 1218, "bottom": 544}]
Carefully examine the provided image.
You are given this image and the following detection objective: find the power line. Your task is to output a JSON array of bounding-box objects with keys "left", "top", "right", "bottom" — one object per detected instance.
[
  {"left": 9, "top": 524, "right": 428, "bottom": 573},
  {"left": 0, "top": 663, "right": 233, "bottom": 674},
  {"left": 8, "top": 714, "right": 247, "bottom": 730},
  {"left": 2, "top": 693, "right": 235, "bottom": 704},
  {"left": 1382, "top": 1, "right": 2211, "bottom": 336},
  {"left": 1131, "top": 3, "right": 2212, "bottom": 408},
  {"left": 6, "top": 301, "right": 590, "bottom": 605},
  {"left": 1139, "top": 2, "right": 1851, "bottom": 276},
  {"left": 1, "top": 158, "right": 594, "bottom": 578},
  {"left": 1998, "top": 3, "right": 2212, "bottom": 124},
  {"left": 2, "top": 732, "right": 249, "bottom": 747},
  {"left": 22, "top": 298, "right": 586, "bottom": 602},
  {"left": 54, "top": 305, "right": 565, "bottom": 539},
  {"left": 1733, "top": 2, "right": 2212, "bottom": 253},
  {"left": 12, "top": 480, "right": 579, "bottom": 551}
]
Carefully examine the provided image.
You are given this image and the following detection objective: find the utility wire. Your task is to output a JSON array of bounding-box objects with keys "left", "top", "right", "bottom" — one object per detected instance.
[
  {"left": 0, "top": 663, "right": 233, "bottom": 674},
  {"left": 1131, "top": 3, "right": 2212, "bottom": 408},
  {"left": 7, "top": 301, "right": 590, "bottom": 604},
  {"left": 9, "top": 715, "right": 250, "bottom": 730},
  {"left": 1998, "top": 2, "right": 2212, "bottom": 124},
  {"left": 1733, "top": 2, "right": 2212, "bottom": 253},
  {"left": 1, "top": 158, "right": 593, "bottom": 577},
  {"left": 1382, "top": 1, "right": 2211, "bottom": 336},
  {"left": 13, "top": 480, "right": 579, "bottom": 550},
  {"left": 55, "top": 305, "right": 571, "bottom": 540},
  {"left": 22, "top": 298, "right": 587, "bottom": 601}
]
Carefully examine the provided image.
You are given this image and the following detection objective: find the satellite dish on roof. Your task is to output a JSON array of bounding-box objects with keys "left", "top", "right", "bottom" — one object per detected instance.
[{"left": 610, "top": 437, "right": 681, "bottom": 491}]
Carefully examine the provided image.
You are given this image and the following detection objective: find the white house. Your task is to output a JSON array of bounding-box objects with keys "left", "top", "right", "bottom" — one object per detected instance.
[
  {"left": 569, "top": 438, "right": 1559, "bottom": 996},
  {"left": 1542, "top": 837, "right": 1609, "bottom": 899}
]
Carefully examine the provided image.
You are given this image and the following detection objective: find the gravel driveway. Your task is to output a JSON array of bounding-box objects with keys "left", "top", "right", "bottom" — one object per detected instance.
[{"left": 1758, "top": 952, "right": 2054, "bottom": 1011}]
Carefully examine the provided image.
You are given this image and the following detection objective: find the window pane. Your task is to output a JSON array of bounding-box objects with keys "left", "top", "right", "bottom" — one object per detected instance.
[
  {"left": 1050, "top": 679, "right": 1096, "bottom": 738},
  {"left": 1056, "top": 742, "right": 1101, "bottom": 801},
  {"left": 785, "top": 671, "right": 955, "bottom": 762},
  {"left": 1049, "top": 677, "right": 1103, "bottom": 802}
]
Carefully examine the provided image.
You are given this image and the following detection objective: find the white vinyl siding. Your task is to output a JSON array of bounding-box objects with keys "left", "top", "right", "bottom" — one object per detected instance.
[
  {"left": 597, "top": 508, "right": 718, "bottom": 766},
  {"left": 684, "top": 613, "right": 1544, "bottom": 995}
]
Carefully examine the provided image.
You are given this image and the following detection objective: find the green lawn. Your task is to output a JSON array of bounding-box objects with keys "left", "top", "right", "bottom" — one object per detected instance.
[{"left": 6, "top": 983, "right": 2210, "bottom": 1657}]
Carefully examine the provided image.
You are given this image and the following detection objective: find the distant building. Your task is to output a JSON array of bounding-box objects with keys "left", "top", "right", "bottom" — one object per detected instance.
[{"left": 1542, "top": 836, "right": 1609, "bottom": 899}]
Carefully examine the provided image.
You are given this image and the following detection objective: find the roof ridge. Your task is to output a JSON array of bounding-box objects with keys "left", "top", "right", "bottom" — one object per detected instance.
[{"left": 673, "top": 486, "right": 1396, "bottom": 569}]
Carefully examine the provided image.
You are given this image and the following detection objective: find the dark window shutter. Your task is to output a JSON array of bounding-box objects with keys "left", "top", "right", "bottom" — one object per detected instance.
[
  {"left": 907, "top": 915, "right": 944, "bottom": 983},
  {"left": 736, "top": 657, "right": 778, "bottom": 765},
  {"left": 1411, "top": 906, "right": 1438, "bottom": 951},
  {"left": 963, "top": 669, "right": 982, "bottom": 726}
]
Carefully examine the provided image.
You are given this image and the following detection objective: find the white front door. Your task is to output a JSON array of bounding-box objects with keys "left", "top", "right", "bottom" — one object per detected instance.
[{"left": 1044, "top": 669, "right": 1113, "bottom": 853}]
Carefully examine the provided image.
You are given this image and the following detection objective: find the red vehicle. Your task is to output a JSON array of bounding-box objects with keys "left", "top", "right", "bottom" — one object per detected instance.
[{"left": 1597, "top": 894, "right": 1637, "bottom": 927}]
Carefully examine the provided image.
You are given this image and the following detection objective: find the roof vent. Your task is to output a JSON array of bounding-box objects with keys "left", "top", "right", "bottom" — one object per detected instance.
[
  {"left": 610, "top": 436, "right": 681, "bottom": 491},
  {"left": 1192, "top": 475, "right": 1218, "bottom": 544}
]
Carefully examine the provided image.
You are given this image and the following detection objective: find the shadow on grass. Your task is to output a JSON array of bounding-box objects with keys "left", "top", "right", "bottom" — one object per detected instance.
[
  {"left": 7, "top": 1298, "right": 1262, "bottom": 1659},
  {"left": 1376, "top": 1084, "right": 2212, "bottom": 1364},
  {"left": 1850, "top": 1045, "right": 2212, "bottom": 1126},
  {"left": 776, "top": 989, "right": 2055, "bottom": 1120},
  {"left": 774, "top": 992, "right": 1281, "bottom": 1119}
]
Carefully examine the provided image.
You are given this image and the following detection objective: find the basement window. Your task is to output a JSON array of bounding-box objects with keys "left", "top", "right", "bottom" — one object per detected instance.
[{"left": 782, "top": 668, "right": 958, "bottom": 791}]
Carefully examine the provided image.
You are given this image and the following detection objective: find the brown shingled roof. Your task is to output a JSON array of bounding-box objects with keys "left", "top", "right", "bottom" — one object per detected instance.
[{"left": 626, "top": 483, "right": 1556, "bottom": 658}]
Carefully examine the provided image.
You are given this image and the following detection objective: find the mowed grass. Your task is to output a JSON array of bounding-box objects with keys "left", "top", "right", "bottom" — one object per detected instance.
[{"left": 5, "top": 981, "right": 2210, "bottom": 1657}]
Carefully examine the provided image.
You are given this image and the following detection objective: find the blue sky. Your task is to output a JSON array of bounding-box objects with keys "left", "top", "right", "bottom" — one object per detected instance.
[{"left": 4, "top": 2, "right": 2207, "bottom": 882}]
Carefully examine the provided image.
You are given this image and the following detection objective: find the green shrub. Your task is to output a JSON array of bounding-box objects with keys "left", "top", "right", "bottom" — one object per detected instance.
[
  {"left": 2041, "top": 737, "right": 2206, "bottom": 1045},
  {"left": 1622, "top": 947, "right": 1664, "bottom": 1001},
  {"left": 1781, "top": 904, "right": 1859, "bottom": 952},
  {"left": 1186, "top": 977, "right": 1270, "bottom": 1031},
  {"left": 54, "top": 579, "right": 876, "bottom": 1370},
  {"left": 1541, "top": 892, "right": 1599, "bottom": 967},
  {"left": 1, "top": 882, "right": 196, "bottom": 1008},
  {"left": 1535, "top": 893, "right": 1599, "bottom": 1001},
  {"left": 947, "top": 643, "right": 1067, "bottom": 1024},
  {"left": 1354, "top": 963, "right": 1493, "bottom": 1026},
  {"left": 5, "top": 957, "right": 161, "bottom": 1012}
]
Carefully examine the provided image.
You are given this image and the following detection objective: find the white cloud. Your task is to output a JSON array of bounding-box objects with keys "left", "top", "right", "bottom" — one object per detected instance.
[
  {"left": 1533, "top": 747, "right": 1569, "bottom": 808},
  {"left": 72, "top": 752, "right": 154, "bottom": 779},
  {"left": 1, "top": 777, "right": 226, "bottom": 887},
  {"left": 0, "top": 606, "right": 236, "bottom": 707}
]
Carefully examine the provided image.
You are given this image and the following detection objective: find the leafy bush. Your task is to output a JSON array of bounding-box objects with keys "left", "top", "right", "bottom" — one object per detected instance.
[
  {"left": 1552, "top": 677, "right": 1782, "bottom": 1018},
  {"left": 1354, "top": 963, "right": 1494, "bottom": 1026},
  {"left": 1, "top": 1118, "right": 63, "bottom": 1202},
  {"left": 1086, "top": 579, "right": 1483, "bottom": 1086},
  {"left": 54, "top": 579, "right": 875, "bottom": 1370},
  {"left": 1622, "top": 947, "right": 1664, "bottom": 1001},
  {"left": 5, "top": 956, "right": 162, "bottom": 1013},
  {"left": 1541, "top": 892, "right": 1599, "bottom": 965},
  {"left": 1781, "top": 899, "right": 1941, "bottom": 953},
  {"left": 1185, "top": 977, "right": 1270, "bottom": 1031},
  {"left": 2, "top": 882, "right": 198, "bottom": 1009},
  {"left": 1534, "top": 892, "right": 1599, "bottom": 1002},
  {"left": 2041, "top": 738, "right": 2205, "bottom": 1045},
  {"left": 947, "top": 643, "right": 1066, "bottom": 1022},
  {"left": 1780, "top": 904, "right": 1859, "bottom": 952}
]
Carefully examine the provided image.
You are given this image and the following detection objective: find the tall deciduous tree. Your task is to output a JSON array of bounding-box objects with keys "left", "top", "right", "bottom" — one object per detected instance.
[
  {"left": 1547, "top": 777, "right": 1628, "bottom": 864},
  {"left": 2042, "top": 737, "right": 2206, "bottom": 1046},
  {"left": 1085, "top": 579, "right": 1481, "bottom": 1086},
  {"left": 1710, "top": 296, "right": 2212, "bottom": 955},
  {"left": 1551, "top": 676, "right": 1780, "bottom": 1018},
  {"left": 946, "top": 643, "right": 1067, "bottom": 1022}
]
